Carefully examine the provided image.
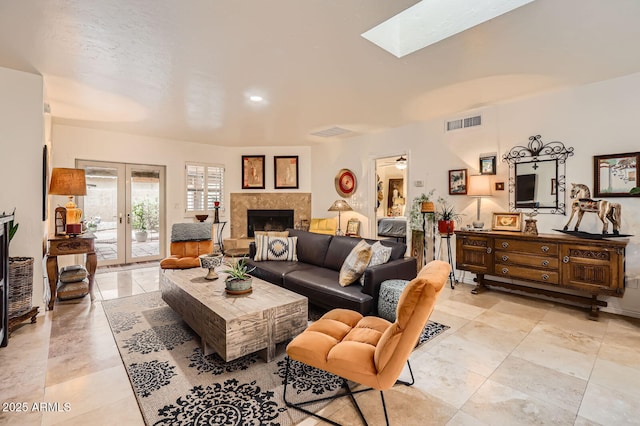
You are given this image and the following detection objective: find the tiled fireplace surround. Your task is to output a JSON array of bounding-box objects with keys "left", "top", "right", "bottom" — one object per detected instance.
[{"left": 229, "top": 193, "right": 311, "bottom": 239}]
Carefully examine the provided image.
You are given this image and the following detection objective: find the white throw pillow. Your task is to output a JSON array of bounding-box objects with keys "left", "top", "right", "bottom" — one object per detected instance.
[
  {"left": 254, "top": 235, "right": 298, "bottom": 261},
  {"left": 339, "top": 240, "right": 373, "bottom": 287},
  {"left": 360, "top": 241, "right": 393, "bottom": 285}
]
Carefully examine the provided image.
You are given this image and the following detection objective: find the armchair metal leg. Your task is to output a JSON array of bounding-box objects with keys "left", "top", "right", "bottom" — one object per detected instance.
[{"left": 283, "top": 357, "right": 415, "bottom": 426}]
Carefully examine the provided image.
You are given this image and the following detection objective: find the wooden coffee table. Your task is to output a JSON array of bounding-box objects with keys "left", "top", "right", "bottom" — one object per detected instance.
[{"left": 160, "top": 267, "right": 307, "bottom": 362}]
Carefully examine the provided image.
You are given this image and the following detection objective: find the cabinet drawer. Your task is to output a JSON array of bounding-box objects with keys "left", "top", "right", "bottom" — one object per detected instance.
[
  {"left": 495, "top": 251, "right": 558, "bottom": 269},
  {"left": 494, "top": 264, "right": 559, "bottom": 284},
  {"left": 495, "top": 238, "right": 558, "bottom": 255}
]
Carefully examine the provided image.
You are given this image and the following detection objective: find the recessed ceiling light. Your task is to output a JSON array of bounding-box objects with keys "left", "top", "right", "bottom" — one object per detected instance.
[
  {"left": 361, "top": 0, "right": 535, "bottom": 58},
  {"left": 249, "top": 95, "right": 263, "bottom": 102}
]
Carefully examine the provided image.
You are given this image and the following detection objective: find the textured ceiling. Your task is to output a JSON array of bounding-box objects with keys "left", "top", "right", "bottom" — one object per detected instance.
[{"left": 1, "top": 0, "right": 640, "bottom": 147}]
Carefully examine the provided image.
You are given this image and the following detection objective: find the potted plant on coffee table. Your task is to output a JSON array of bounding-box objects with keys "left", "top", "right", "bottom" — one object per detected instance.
[
  {"left": 223, "top": 257, "right": 256, "bottom": 295},
  {"left": 435, "top": 197, "right": 463, "bottom": 235}
]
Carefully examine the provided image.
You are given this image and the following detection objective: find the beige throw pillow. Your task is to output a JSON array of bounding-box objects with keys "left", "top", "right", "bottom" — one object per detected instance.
[
  {"left": 360, "top": 241, "right": 393, "bottom": 285},
  {"left": 254, "top": 231, "right": 289, "bottom": 237},
  {"left": 339, "top": 240, "right": 373, "bottom": 287}
]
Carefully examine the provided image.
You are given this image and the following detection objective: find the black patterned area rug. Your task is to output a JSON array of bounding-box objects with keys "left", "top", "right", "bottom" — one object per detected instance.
[{"left": 103, "top": 291, "right": 449, "bottom": 426}]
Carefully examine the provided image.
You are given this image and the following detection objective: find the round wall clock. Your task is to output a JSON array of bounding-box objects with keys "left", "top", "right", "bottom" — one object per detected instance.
[{"left": 335, "top": 169, "right": 357, "bottom": 197}]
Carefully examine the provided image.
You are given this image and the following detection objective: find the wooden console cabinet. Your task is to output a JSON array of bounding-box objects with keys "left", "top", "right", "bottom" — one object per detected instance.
[{"left": 455, "top": 230, "right": 627, "bottom": 319}]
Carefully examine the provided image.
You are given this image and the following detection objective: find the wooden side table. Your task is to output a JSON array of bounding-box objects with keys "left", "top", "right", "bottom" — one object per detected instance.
[{"left": 46, "top": 235, "right": 97, "bottom": 310}]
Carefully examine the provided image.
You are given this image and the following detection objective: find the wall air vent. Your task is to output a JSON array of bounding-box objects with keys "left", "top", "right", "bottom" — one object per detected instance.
[
  {"left": 310, "top": 126, "right": 353, "bottom": 138},
  {"left": 446, "top": 114, "right": 482, "bottom": 132}
]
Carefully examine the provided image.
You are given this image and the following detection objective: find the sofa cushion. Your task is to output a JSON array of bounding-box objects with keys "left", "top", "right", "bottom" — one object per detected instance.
[
  {"left": 254, "top": 235, "right": 298, "bottom": 261},
  {"left": 284, "top": 267, "right": 374, "bottom": 313},
  {"left": 339, "top": 240, "right": 373, "bottom": 286},
  {"left": 365, "top": 238, "right": 406, "bottom": 261},
  {"left": 323, "top": 236, "right": 362, "bottom": 271},
  {"left": 287, "top": 229, "right": 332, "bottom": 267},
  {"left": 246, "top": 260, "right": 315, "bottom": 286}
]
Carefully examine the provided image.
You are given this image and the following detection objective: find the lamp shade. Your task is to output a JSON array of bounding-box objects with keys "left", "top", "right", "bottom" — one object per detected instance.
[
  {"left": 467, "top": 174, "right": 492, "bottom": 197},
  {"left": 328, "top": 199, "right": 353, "bottom": 212},
  {"left": 49, "top": 168, "right": 87, "bottom": 196}
]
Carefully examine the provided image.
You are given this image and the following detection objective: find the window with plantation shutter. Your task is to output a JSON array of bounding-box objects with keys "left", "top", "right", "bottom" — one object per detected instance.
[{"left": 185, "top": 162, "right": 224, "bottom": 213}]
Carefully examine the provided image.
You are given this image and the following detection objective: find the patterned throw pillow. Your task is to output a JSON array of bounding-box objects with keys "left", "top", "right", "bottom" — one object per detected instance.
[
  {"left": 339, "top": 240, "right": 373, "bottom": 287},
  {"left": 254, "top": 235, "right": 298, "bottom": 261},
  {"left": 360, "top": 241, "right": 393, "bottom": 285},
  {"left": 254, "top": 231, "right": 289, "bottom": 237}
]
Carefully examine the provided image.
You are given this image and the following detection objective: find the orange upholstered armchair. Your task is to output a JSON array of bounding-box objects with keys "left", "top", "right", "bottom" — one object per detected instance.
[
  {"left": 283, "top": 260, "right": 450, "bottom": 425},
  {"left": 160, "top": 223, "right": 213, "bottom": 269}
]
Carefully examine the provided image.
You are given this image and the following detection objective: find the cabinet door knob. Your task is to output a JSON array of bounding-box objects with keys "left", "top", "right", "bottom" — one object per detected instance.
[
  {"left": 501, "top": 267, "right": 509, "bottom": 274},
  {"left": 541, "top": 246, "right": 549, "bottom": 252},
  {"left": 502, "top": 242, "right": 509, "bottom": 248},
  {"left": 486, "top": 247, "right": 492, "bottom": 254},
  {"left": 502, "top": 255, "right": 509, "bottom": 261},
  {"left": 563, "top": 256, "right": 570, "bottom": 263},
  {"left": 542, "top": 274, "right": 549, "bottom": 281},
  {"left": 542, "top": 260, "right": 549, "bottom": 267}
]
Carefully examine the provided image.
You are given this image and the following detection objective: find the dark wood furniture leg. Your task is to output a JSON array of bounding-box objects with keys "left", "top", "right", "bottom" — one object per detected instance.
[
  {"left": 471, "top": 273, "right": 487, "bottom": 294},
  {"left": 46, "top": 255, "right": 59, "bottom": 311},
  {"left": 86, "top": 251, "right": 97, "bottom": 301}
]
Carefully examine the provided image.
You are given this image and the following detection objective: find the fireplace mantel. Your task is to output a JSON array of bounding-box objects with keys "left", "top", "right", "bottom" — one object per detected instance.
[{"left": 229, "top": 193, "right": 311, "bottom": 238}]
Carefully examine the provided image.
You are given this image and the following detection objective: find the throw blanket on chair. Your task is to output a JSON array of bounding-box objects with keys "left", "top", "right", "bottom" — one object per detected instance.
[{"left": 171, "top": 223, "right": 212, "bottom": 242}]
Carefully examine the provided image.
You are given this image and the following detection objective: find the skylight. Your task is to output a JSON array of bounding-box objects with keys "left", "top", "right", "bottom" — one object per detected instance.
[{"left": 361, "top": 0, "right": 535, "bottom": 58}]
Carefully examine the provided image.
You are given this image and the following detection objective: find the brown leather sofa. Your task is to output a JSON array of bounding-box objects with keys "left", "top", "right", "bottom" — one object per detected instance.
[{"left": 247, "top": 229, "right": 416, "bottom": 315}]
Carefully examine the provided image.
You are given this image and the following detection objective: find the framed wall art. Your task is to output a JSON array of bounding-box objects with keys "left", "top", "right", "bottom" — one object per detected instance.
[
  {"left": 492, "top": 212, "right": 523, "bottom": 231},
  {"left": 448, "top": 169, "right": 468, "bottom": 195},
  {"left": 479, "top": 155, "right": 496, "bottom": 175},
  {"left": 335, "top": 169, "right": 357, "bottom": 197},
  {"left": 274, "top": 156, "right": 299, "bottom": 189},
  {"left": 242, "top": 155, "right": 265, "bottom": 189},
  {"left": 593, "top": 152, "right": 639, "bottom": 197},
  {"left": 345, "top": 218, "right": 360, "bottom": 236}
]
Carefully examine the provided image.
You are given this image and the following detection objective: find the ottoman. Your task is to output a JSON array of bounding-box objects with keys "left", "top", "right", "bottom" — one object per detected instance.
[{"left": 377, "top": 279, "right": 409, "bottom": 322}]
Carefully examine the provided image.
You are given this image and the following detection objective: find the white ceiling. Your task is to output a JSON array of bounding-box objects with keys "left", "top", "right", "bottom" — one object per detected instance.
[{"left": 1, "top": 0, "right": 640, "bottom": 147}]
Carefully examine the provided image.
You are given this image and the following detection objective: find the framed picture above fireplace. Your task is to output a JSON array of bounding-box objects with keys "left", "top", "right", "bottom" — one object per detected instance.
[
  {"left": 274, "top": 156, "right": 299, "bottom": 189},
  {"left": 242, "top": 155, "right": 265, "bottom": 189}
]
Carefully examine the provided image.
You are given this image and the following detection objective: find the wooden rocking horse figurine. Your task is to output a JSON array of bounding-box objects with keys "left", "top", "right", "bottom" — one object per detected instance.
[{"left": 563, "top": 183, "right": 622, "bottom": 234}]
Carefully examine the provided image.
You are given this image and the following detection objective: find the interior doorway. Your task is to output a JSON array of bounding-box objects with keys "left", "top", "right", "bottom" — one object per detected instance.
[
  {"left": 77, "top": 160, "right": 166, "bottom": 266},
  {"left": 372, "top": 154, "right": 408, "bottom": 241}
]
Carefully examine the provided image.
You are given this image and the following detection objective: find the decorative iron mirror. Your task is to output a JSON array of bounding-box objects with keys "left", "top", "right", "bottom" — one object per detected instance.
[{"left": 502, "top": 135, "right": 574, "bottom": 215}]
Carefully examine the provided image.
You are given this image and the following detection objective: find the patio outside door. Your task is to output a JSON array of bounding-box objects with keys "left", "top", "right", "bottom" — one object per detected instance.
[{"left": 77, "top": 160, "right": 165, "bottom": 266}]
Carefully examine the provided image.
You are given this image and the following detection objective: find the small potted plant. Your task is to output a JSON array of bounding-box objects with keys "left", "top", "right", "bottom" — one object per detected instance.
[
  {"left": 132, "top": 201, "right": 149, "bottom": 242},
  {"left": 435, "top": 197, "right": 463, "bottom": 235},
  {"left": 223, "top": 257, "right": 256, "bottom": 294},
  {"left": 408, "top": 189, "right": 436, "bottom": 232}
]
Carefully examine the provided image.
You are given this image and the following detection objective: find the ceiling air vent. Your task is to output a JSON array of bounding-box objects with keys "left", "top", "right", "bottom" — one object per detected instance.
[
  {"left": 446, "top": 114, "right": 482, "bottom": 132},
  {"left": 310, "top": 126, "right": 353, "bottom": 138}
]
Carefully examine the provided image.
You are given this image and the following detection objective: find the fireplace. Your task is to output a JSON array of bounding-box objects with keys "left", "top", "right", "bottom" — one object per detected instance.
[{"left": 247, "top": 209, "right": 294, "bottom": 237}]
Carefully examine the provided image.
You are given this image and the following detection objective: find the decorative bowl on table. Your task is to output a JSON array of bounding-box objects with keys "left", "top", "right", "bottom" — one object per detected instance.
[
  {"left": 195, "top": 214, "right": 209, "bottom": 222},
  {"left": 199, "top": 253, "right": 224, "bottom": 280}
]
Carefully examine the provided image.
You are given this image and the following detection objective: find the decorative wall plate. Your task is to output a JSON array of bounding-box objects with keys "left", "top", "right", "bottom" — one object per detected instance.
[{"left": 335, "top": 169, "right": 357, "bottom": 197}]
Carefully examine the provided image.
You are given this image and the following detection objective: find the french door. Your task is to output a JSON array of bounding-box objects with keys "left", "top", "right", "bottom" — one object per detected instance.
[{"left": 77, "top": 160, "right": 166, "bottom": 266}]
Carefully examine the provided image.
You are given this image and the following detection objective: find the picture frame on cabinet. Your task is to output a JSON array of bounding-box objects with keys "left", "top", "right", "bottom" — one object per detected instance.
[{"left": 491, "top": 212, "right": 523, "bottom": 232}]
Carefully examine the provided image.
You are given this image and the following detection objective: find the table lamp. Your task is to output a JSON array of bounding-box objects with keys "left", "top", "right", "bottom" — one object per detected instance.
[
  {"left": 467, "top": 174, "right": 492, "bottom": 229},
  {"left": 49, "top": 168, "right": 87, "bottom": 234},
  {"left": 328, "top": 199, "right": 353, "bottom": 236}
]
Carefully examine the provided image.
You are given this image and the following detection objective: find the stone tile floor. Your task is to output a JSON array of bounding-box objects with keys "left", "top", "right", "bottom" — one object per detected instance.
[{"left": 1, "top": 264, "right": 639, "bottom": 425}]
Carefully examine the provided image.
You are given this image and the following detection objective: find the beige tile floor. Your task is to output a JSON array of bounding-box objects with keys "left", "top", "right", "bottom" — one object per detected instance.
[{"left": 1, "top": 264, "right": 640, "bottom": 425}]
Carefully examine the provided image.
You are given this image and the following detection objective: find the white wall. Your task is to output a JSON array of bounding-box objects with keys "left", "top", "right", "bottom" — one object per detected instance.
[
  {"left": 0, "top": 67, "right": 45, "bottom": 312},
  {"left": 51, "top": 125, "right": 312, "bottom": 250},
  {"left": 311, "top": 72, "right": 640, "bottom": 317}
]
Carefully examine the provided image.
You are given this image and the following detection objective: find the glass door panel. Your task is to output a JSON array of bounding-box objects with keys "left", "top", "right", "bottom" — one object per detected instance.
[
  {"left": 80, "top": 162, "right": 126, "bottom": 265},
  {"left": 127, "top": 165, "right": 164, "bottom": 263}
]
